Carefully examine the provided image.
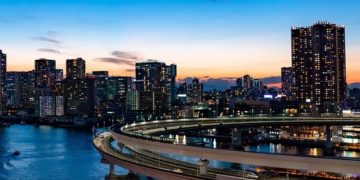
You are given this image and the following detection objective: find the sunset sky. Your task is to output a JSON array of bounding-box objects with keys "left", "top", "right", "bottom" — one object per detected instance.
[{"left": 1, "top": 0, "right": 360, "bottom": 84}]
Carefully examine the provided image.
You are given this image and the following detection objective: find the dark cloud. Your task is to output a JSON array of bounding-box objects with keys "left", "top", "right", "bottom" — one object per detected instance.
[
  {"left": 47, "top": 30, "right": 59, "bottom": 37},
  {"left": 37, "top": 48, "right": 61, "bottom": 54},
  {"left": 112, "top": 51, "right": 139, "bottom": 60},
  {"left": 32, "top": 36, "right": 61, "bottom": 44},
  {"left": 178, "top": 76, "right": 282, "bottom": 91},
  {"left": 178, "top": 77, "right": 235, "bottom": 91},
  {"left": 94, "top": 57, "right": 135, "bottom": 66},
  {"left": 177, "top": 77, "right": 193, "bottom": 84},
  {"left": 94, "top": 50, "right": 141, "bottom": 66},
  {"left": 125, "top": 69, "right": 135, "bottom": 72},
  {"left": 204, "top": 78, "right": 235, "bottom": 91}
]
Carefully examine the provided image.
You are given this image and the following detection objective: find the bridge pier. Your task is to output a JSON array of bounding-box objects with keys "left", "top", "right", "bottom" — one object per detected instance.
[
  {"left": 109, "top": 163, "right": 115, "bottom": 175},
  {"left": 232, "top": 128, "right": 244, "bottom": 150},
  {"left": 197, "top": 159, "right": 209, "bottom": 175},
  {"left": 117, "top": 142, "right": 124, "bottom": 152},
  {"left": 324, "top": 125, "right": 334, "bottom": 156}
]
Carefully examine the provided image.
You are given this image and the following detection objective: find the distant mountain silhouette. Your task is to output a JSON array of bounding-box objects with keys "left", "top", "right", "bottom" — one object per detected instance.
[
  {"left": 348, "top": 82, "right": 360, "bottom": 89},
  {"left": 178, "top": 76, "right": 282, "bottom": 91}
]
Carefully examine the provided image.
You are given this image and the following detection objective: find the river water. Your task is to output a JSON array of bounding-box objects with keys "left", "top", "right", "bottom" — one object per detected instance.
[{"left": 0, "top": 125, "right": 128, "bottom": 180}]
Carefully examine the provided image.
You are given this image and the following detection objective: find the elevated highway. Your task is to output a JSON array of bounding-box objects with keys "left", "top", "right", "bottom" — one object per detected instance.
[
  {"left": 111, "top": 117, "right": 360, "bottom": 174},
  {"left": 94, "top": 132, "right": 257, "bottom": 180}
]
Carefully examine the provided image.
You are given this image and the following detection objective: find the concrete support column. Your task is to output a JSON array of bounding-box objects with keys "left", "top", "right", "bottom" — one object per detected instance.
[
  {"left": 197, "top": 159, "right": 209, "bottom": 175},
  {"left": 109, "top": 163, "right": 115, "bottom": 175},
  {"left": 232, "top": 127, "right": 243, "bottom": 150},
  {"left": 117, "top": 143, "right": 124, "bottom": 152},
  {"left": 324, "top": 125, "right": 334, "bottom": 156}
]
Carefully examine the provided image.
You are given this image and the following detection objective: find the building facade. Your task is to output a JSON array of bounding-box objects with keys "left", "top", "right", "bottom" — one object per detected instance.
[
  {"left": 0, "top": 50, "right": 6, "bottom": 116},
  {"left": 35, "top": 59, "right": 56, "bottom": 91},
  {"left": 55, "top": 69, "right": 64, "bottom": 82},
  {"left": 135, "top": 60, "right": 176, "bottom": 117},
  {"left": 281, "top": 67, "right": 293, "bottom": 95},
  {"left": 291, "top": 22, "right": 346, "bottom": 113},
  {"left": 66, "top": 58, "right": 86, "bottom": 80},
  {"left": 64, "top": 77, "right": 95, "bottom": 117},
  {"left": 6, "top": 71, "right": 36, "bottom": 108},
  {"left": 187, "top": 78, "right": 204, "bottom": 104}
]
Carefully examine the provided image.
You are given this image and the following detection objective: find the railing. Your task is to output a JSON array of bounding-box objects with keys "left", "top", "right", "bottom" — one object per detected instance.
[
  {"left": 95, "top": 134, "right": 257, "bottom": 179},
  {"left": 109, "top": 117, "right": 360, "bottom": 160},
  {"left": 115, "top": 117, "right": 360, "bottom": 142}
]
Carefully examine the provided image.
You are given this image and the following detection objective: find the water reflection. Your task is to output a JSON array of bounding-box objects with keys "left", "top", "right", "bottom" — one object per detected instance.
[{"left": 169, "top": 133, "right": 360, "bottom": 158}]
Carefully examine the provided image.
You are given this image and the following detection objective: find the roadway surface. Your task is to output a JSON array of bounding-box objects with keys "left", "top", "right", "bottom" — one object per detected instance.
[
  {"left": 111, "top": 117, "right": 360, "bottom": 174},
  {"left": 93, "top": 132, "right": 257, "bottom": 180}
]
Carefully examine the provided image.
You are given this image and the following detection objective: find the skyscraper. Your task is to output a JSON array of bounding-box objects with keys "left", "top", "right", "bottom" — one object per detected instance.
[
  {"left": 66, "top": 58, "right": 86, "bottom": 80},
  {"left": 187, "top": 78, "right": 203, "bottom": 104},
  {"left": 35, "top": 58, "right": 56, "bottom": 90},
  {"left": 291, "top": 22, "right": 346, "bottom": 113},
  {"left": 34, "top": 59, "right": 56, "bottom": 117},
  {"left": 126, "top": 88, "right": 139, "bottom": 111},
  {"left": 236, "top": 78, "right": 243, "bottom": 90},
  {"left": 0, "top": 50, "right": 6, "bottom": 116},
  {"left": 6, "top": 71, "right": 35, "bottom": 108},
  {"left": 243, "top": 75, "right": 253, "bottom": 91},
  {"left": 55, "top": 69, "right": 64, "bottom": 81},
  {"left": 64, "top": 76, "right": 95, "bottom": 117},
  {"left": 135, "top": 60, "right": 177, "bottom": 117},
  {"left": 95, "top": 76, "right": 132, "bottom": 109},
  {"left": 281, "top": 67, "right": 293, "bottom": 95}
]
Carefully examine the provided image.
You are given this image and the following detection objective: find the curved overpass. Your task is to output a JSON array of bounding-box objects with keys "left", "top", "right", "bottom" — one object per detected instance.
[
  {"left": 111, "top": 117, "right": 360, "bottom": 174},
  {"left": 121, "top": 117, "right": 360, "bottom": 136},
  {"left": 94, "top": 132, "right": 257, "bottom": 179}
]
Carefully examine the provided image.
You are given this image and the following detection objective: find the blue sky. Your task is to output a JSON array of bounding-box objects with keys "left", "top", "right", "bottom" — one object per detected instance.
[{"left": 1, "top": 0, "right": 360, "bottom": 83}]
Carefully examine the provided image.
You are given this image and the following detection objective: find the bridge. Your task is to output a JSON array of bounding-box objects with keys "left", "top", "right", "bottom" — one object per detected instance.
[
  {"left": 95, "top": 117, "right": 360, "bottom": 179},
  {"left": 94, "top": 132, "right": 258, "bottom": 179}
]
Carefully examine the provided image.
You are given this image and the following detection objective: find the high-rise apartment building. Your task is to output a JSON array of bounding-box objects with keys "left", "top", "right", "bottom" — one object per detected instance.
[
  {"left": 6, "top": 71, "right": 36, "bottom": 107},
  {"left": 292, "top": 22, "right": 346, "bottom": 113},
  {"left": 187, "top": 78, "right": 203, "bottom": 104},
  {"left": 66, "top": 58, "right": 86, "bottom": 80},
  {"left": 281, "top": 67, "right": 293, "bottom": 95},
  {"left": 64, "top": 77, "right": 95, "bottom": 117},
  {"left": 55, "top": 69, "right": 64, "bottom": 81},
  {"left": 135, "top": 60, "right": 176, "bottom": 117},
  {"left": 35, "top": 58, "right": 56, "bottom": 91},
  {"left": 0, "top": 50, "right": 6, "bottom": 116}
]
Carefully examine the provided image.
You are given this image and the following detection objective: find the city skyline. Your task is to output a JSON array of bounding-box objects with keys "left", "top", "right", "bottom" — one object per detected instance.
[{"left": 1, "top": 0, "right": 360, "bottom": 84}]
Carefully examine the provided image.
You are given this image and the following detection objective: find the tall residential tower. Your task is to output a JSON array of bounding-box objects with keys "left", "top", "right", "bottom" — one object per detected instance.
[
  {"left": 0, "top": 50, "right": 6, "bottom": 116},
  {"left": 66, "top": 58, "right": 86, "bottom": 80},
  {"left": 291, "top": 22, "right": 346, "bottom": 113},
  {"left": 135, "top": 60, "right": 176, "bottom": 117}
]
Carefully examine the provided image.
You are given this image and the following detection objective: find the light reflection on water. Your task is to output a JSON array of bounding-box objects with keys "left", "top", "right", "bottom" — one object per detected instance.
[{"left": 170, "top": 134, "right": 360, "bottom": 158}]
